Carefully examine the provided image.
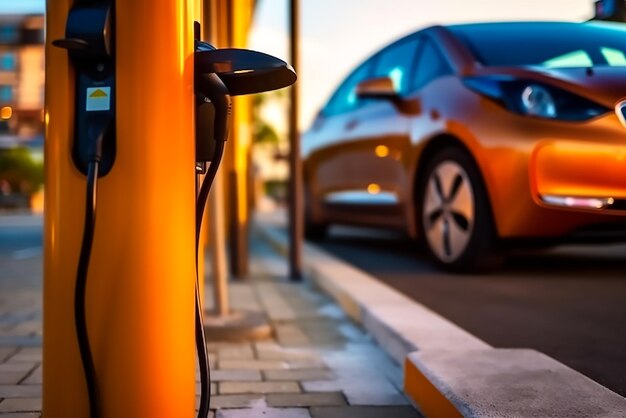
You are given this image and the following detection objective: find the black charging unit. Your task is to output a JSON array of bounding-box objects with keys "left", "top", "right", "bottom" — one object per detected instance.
[
  {"left": 53, "top": 1, "right": 116, "bottom": 176},
  {"left": 192, "top": 37, "right": 296, "bottom": 416}
]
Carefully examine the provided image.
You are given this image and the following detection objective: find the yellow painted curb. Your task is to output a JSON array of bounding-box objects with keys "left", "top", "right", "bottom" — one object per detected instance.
[{"left": 404, "top": 357, "right": 462, "bottom": 418}]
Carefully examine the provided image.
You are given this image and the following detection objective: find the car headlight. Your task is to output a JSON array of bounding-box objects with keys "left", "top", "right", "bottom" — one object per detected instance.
[
  {"left": 463, "top": 76, "right": 608, "bottom": 121},
  {"left": 520, "top": 84, "right": 556, "bottom": 118}
]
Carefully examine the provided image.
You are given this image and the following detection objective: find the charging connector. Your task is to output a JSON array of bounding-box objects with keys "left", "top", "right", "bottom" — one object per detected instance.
[
  {"left": 194, "top": 72, "right": 230, "bottom": 418},
  {"left": 74, "top": 128, "right": 107, "bottom": 418}
]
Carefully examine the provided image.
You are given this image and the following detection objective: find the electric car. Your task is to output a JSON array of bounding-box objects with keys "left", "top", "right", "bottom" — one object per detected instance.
[{"left": 302, "top": 21, "right": 626, "bottom": 271}]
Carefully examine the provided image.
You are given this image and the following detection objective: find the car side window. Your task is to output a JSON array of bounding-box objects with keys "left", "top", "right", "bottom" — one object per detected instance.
[
  {"left": 373, "top": 38, "right": 421, "bottom": 95},
  {"left": 323, "top": 60, "right": 373, "bottom": 116},
  {"left": 412, "top": 39, "right": 453, "bottom": 91}
]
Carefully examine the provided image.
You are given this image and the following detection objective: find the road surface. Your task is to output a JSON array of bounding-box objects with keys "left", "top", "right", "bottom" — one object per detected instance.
[{"left": 316, "top": 225, "right": 626, "bottom": 397}]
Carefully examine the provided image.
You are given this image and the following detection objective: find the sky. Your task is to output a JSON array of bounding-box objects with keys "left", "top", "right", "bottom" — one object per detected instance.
[{"left": 249, "top": 0, "right": 595, "bottom": 131}]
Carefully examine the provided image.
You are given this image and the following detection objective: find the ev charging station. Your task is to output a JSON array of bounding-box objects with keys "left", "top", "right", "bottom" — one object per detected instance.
[{"left": 43, "top": 1, "right": 295, "bottom": 417}]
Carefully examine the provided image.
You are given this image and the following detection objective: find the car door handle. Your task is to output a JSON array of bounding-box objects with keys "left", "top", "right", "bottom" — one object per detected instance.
[{"left": 345, "top": 119, "right": 359, "bottom": 131}]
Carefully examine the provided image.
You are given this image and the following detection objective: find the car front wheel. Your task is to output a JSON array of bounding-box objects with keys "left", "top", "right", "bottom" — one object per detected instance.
[
  {"left": 304, "top": 183, "right": 328, "bottom": 241},
  {"left": 418, "top": 146, "right": 501, "bottom": 272}
]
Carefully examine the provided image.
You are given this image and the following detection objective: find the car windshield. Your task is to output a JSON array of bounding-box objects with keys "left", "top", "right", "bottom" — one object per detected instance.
[{"left": 448, "top": 22, "right": 626, "bottom": 68}]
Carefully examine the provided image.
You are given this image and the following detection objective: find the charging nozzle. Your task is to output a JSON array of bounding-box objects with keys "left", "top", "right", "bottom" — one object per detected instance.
[
  {"left": 193, "top": 40, "right": 296, "bottom": 164},
  {"left": 194, "top": 47, "right": 296, "bottom": 96},
  {"left": 195, "top": 73, "right": 230, "bottom": 163}
]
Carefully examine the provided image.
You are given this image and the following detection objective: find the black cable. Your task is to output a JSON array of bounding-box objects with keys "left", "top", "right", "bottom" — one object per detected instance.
[
  {"left": 197, "top": 143, "right": 225, "bottom": 235},
  {"left": 74, "top": 118, "right": 221, "bottom": 418},
  {"left": 75, "top": 159, "right": 101, "bottom": 418},
  {"left": 75, "top": 157, "right": 213, "bottom": 418},
  {"left": 195, "top": 140, "right": 225, "bottom": 418}
]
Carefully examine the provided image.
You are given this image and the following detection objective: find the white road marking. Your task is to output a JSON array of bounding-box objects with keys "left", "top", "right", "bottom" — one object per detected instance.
[
  {"left": 12, "top": 247, "right": 42, "bottom": 260},
  {"left": 0, "top": 215, "right": 43, "bottom": 228}
]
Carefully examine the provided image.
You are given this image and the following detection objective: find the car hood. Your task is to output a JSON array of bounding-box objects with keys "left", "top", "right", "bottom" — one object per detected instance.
[{"left": 471, "top": 66, "right": 626, "bottom": 108}]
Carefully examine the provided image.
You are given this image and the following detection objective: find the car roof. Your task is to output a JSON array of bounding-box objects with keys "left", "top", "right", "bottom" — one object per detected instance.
[
  {"left": 443, "top": 21, "right": 626, "bottom": 68},
  {"left": 382, "top": 22, "right": 601, "bottom": 72}
]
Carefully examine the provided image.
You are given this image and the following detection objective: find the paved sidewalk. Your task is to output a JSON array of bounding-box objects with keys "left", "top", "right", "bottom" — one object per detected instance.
[
  {"left": 203, "top": 230, "right": 419, "bottom": 417},
  {"left": 0, "top": 216, "right": 420, "bottom": 417},
  {"left": 0, "top": 292, "right": 42, "bottom": 418}
]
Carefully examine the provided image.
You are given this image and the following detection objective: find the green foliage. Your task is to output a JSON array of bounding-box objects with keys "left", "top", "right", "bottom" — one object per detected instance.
[
  {"left": 264, "top": 179, "right": 287, "bottom": 201},
  {"left": 253, "top": 121, "right": 279, "bottom": 144},
  {"left": 252, "top": 89, "right": 287, "bottom": 108},
  {"left": 252, "top": 90, "right": 286, "bottom": 145},
  {"left": 0, "top": 147, "right": 44, "bottom": 195}
]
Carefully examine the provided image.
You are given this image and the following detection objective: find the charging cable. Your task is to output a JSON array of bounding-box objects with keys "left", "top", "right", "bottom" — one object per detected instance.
[
  {"left": 194, "top": 72, "right": 231, "bottom": 418},
  {"left": 194, "top": 139, "right": 224, "bottom": 418},
  {"left": 74, "top": 73, "right": 229, "bottom": 418},
  {"left": 74, "top": 129, "right": 216, "bottom": 418},
  {"left": 75, "top": 128, "right": 106, "bottom": 418}
]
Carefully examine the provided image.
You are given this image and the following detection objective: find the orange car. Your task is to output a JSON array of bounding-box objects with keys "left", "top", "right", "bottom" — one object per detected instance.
[{"left": 302, "top": 21, "right": 626, "bottom": 271}]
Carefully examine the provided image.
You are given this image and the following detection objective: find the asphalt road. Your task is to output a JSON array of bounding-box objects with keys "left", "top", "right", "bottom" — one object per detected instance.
[{"left": 315, "top": 225, "right": 626, "bottom": 397}]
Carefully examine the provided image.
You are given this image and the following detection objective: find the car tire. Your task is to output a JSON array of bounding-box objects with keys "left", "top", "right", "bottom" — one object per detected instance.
[
  {"left": 417, "top": 146, "right": 502, "bottom": 272},
  {"left": 305, "top": 219, "right": 328, "bottom": 241},
  {"left": 304, "top": 183, "right": 328, "bottom": 241}
]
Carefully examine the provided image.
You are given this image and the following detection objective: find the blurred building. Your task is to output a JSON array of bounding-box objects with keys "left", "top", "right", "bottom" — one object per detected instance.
[{"left": 0, "top": 14, "right": 45, "bottom": 147}]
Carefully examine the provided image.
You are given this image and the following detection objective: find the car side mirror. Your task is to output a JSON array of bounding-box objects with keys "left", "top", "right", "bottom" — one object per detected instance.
[
  {"left": 356, "top": 76, "right": 421, "bottom": 114},
  {"left": 356, "top": 77, "right": 399, "bottom": 100}
]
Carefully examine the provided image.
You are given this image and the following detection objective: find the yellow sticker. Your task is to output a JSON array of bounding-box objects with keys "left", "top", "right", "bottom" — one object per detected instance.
[{"left": 86, "top": 87, "right": 111, "bottom": 111}]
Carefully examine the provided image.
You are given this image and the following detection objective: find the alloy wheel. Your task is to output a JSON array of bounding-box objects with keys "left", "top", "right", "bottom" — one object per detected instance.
[{"left": 422, "top": 160, "right": 475, "bottom": 263}]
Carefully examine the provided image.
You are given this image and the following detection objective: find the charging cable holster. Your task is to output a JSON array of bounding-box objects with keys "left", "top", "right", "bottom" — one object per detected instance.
[
  {"left": 53, "top": 0, "right": 116, "bottom": 176},
  {"left": 193, "top": 33, "right": 297, "bottom": 166}
]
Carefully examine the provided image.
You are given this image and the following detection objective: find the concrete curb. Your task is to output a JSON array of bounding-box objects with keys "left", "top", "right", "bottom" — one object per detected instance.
[
  {"left": 255, "top": 214, "right": 626, "bottom": 417},
  {"left": 255, "top": 220, "right": 490, "bottom": 362},
  {"left": 405, "top": 349, "right": 626, "bottom": 418}
]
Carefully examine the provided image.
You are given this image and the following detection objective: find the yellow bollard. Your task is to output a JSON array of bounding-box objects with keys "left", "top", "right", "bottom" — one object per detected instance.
[{"left": 43, "top": 0, "right": 196, "bottom": 416}]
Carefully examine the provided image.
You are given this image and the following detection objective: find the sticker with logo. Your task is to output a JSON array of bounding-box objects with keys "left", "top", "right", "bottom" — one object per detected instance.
[{"left": 86, "top": 87, "right": 111, "bottom": 111}]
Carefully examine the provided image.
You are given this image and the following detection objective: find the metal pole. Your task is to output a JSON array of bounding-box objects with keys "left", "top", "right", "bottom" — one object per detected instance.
[
  {"left": 289, "top": 0, "right": 303, "bottom": 280},
  {"left": 209, "top": 169, "right": 230, "bottom": 315}
]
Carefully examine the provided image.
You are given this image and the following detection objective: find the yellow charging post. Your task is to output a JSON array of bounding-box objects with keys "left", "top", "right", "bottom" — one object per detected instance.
[{"left": 43, "top": 1, "right": 196, "bottom": 416}]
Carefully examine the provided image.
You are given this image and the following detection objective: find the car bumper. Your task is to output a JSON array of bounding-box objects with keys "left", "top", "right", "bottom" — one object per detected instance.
[
  {"left": 463, "top": 108, "right": 626, "bottom": 239},
  {"left": 531, "top": 140, "right": 626, "bottom": 212}
]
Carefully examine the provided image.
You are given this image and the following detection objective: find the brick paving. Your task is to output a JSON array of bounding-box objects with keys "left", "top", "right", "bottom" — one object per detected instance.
[
  {"left": 0, "top": 214, "right": 420, "bottom": 417},
  {"left": 204, "top": 231, "right": 420, "bottom": 417}
]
